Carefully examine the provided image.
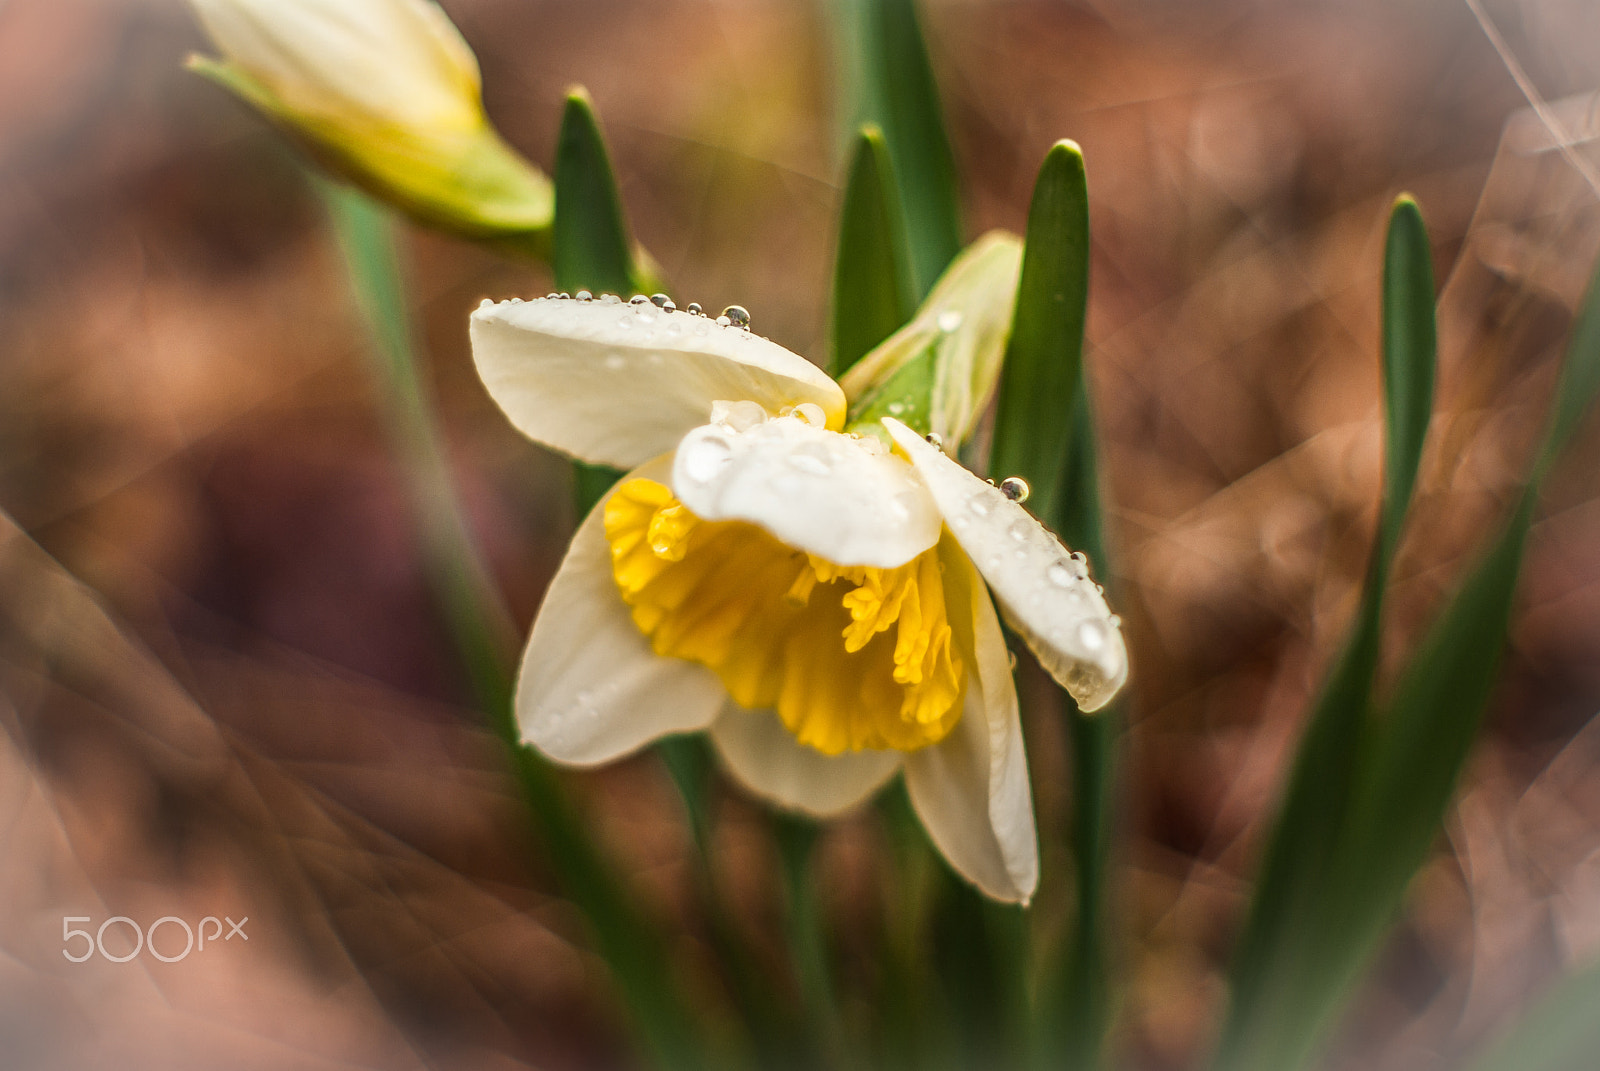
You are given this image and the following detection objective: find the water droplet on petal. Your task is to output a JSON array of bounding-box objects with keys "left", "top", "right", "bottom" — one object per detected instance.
[
  {"left": 937, "top": 309, "right": 964, "bottom": 333},
  {"left": 967, "top": 492, "right": 992, "bottom": 517},
  {"left": 889, "top": 491, "right": 920, "bottom": 522},
  {"left": 1046, "top": 562, "right": 1078, "bottom": 587},
  {"left": 681, "top": 435, "right": 733, "bottom": 483},
  {"left": 478, "top": 298, "right": 493, "bottom": 309},
  {"left": 793, "top": 402, "right": 826, "bottom": 427},
  {"left": 789, "top": 441, "right": 832, "bottom": 476},
  {"left": 636, "top": 309, "right": 657, "bottom": 324},
  {"left": 711, "top": 399, "right": 767, "bottom": 432},
  {"left": 558, "top": 292, "right": 571, "bottom": 300},
  {"left": 650, "top": 293, "right": 672, "bottom": 308},
  {"left": 545, "top": 293, "right": 559, "bottom": 300},
  {"left": 1001, "top": 476, "right": 1031, "bottom": 503},
  {"left": 1008, "top": 520, "right": 1030, "bottom": 542},
  {"left": 601, "top": 293, "right": 621, "bottom": 304},
  {"left": 716, "top": 315, "right": 731, "bottom": 327},
  {"left": 721, "top": 305, "right": 751, "bottom": 328},
  {"left": 1077, "top": 620, "right": 1107, "bottom": 653},
  {"left": 575, "top": 290, "right": 593, "bottom": 301},
  {"left": 630, "top": 294, "right": 650, "bottom": 305},
  {"left": 925, "top": 431, "right": 945, "bottom": 450},
  {"left": 686, "top": 302, "right": 703, "bottom": 316}
]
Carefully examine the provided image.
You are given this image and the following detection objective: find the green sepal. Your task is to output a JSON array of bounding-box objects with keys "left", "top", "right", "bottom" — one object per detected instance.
[{"left": 842, "top": 231, "right": 1020, "bottom": 446}]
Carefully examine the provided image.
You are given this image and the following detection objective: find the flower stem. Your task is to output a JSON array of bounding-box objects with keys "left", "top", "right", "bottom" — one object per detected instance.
[{"left": 321, "top": 179, "right": 712, "bottom": 1071}]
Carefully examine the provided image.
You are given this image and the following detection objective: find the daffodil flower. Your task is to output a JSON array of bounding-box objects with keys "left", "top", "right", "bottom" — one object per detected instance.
[
  {"left": 188, "top": 0, "right": 552, "bottom": 241},
  {"left": 471, "top": 287, "right": 1127, "bottom": 904}
]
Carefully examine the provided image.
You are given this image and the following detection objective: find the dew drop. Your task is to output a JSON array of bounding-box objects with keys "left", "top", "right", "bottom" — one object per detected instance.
[
  {"left": 650, "top": 293, "right": 672, "bottom": 308},
  {"left": 889, "top": 491, "right": 920, "bottom": 522},
  {"left": 1008, "top": 520, "right": 1031, "bottom": 543},
  {"left": 630, "top": 294, "right": 650, "bottom": 305},
  {"left": 575, "top": 290, "right": 593, "bottom": 301},
  {"left": 558, "top": 292, "right": 571, "bottom": 300},
  {"left": 600, "top": 293, "right": 621, "bottom": 304},
  {"left": 716, "top": 315, "right": 731, "bottom": 327},
  {"left": 686, "top": 302, "right": 704, "bottom": 316},
  {"left": 636, "top": 309, "right": 657, "bottom": 325},
  {"left": 545, "top": 293, "right": 559, "bottom": 300},
  {"left": 937, "top": 309, "right": 964, "bottom": 333},
  {"left": 967, "top": 492, "right": 992, "bottom": 517},
  {"left": 925, "top": 431, "right": 945, "bottom": 450},
  {"left": 721, "top": 304, "right": 751, "bottom": 328},
  {"left": 793, "top": 402, "right": 826, "bottom": 427},
  {"left": 1000, "top": 476, "right": 1031, "bottom": 503},
  {"left": 711, "top": 399, "right": 767, "bottom": 432},
  {"left": 1077, "top": 620, "right": 1107, "bottom": 653},
  {"left": 680, "top": 435, "right": 733, "bottom": 483},
  {"left": 1046, "top": 562, "right": 1079, "bottom": 588},
  {"left": 789, "top": 442, "right": 832, "bottom": 476}
]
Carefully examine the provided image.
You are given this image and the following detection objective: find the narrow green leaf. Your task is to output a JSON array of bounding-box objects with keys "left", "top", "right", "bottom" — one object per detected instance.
[
  {"left": 1217, "top": 198, "right": 1440, "bottom": 1069},
  {"left": 831, "top": 124, "right": 914, "bottom": 378},
  {"left": 833, "top": 0, "right": 962, "bottom": 299},
  {"left": 1379, "top": 196, "right": 1438, "bottom": 566},
  {"left": 1465, "top": 958, "right": 1600, "bottom": 1071},
  {"left": 1039, "top": 388, "right": 1121, "bottom": 1071},
  {"left": 325, "top": 184, "right": 706, "bottom": 1071},
  {"left": 553, "top": 86, "right": 637, "bottom": 297},
  {"left": 990, "top": 140, "right": 1090, "bottom": 525},
  {"left": 1218, "top": 243, "right": 1600, "bottom": 1071},
  {"left": 552, "top": 87, "right": 635, "bottom": 517}
]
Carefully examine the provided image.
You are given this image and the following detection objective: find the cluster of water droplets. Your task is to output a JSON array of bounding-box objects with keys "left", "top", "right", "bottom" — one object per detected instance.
[
  {"left": 494, "top": 289, "right": 755, "bottom": 332},
  {"left": 892, "top": 423, "right": 1124, "bottom": 710}
]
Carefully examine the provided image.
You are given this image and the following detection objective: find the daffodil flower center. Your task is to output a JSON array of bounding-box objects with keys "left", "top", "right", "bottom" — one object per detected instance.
[{"left": 605, "top": 478, "right": 967, "bottom": 755}]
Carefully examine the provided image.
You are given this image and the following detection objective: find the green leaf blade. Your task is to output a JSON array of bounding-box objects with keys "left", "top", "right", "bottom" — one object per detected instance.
[
  {"left": 553, "top": 86, "right": 637, "bottom": 298},
  {"left": 1380, "top": 195, "right": 1438, "bottom": 566},
  {"left": 990, "top": 140, "right": 1090, "bottom": 525},
  {"left": 1219, "top": 240, "right": 1600, "bottom": 1071},
  {"left": 552, "top": 87, "right": 638, "bottom": 516},
  {"left": 834, "top": 0, "right": 962, "bottom": 299},
  {"left": 831, "top": 125, "right": 914, "bottom": 379},
  {"left": 1217, "top": 199, "right": 1441, "bottom": 1071}
]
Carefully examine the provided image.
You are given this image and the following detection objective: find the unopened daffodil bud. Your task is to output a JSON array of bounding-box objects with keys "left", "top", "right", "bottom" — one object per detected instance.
[
  {"left": 841, "top": 231, "right": 1022, "bottom": 447},
  {"left": 187, "top": 0, "right": 551, "bottom": 246}
]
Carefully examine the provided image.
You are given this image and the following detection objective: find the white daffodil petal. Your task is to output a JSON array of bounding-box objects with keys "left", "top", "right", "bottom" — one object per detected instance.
[
  {"left": 709, "top": 702, "right": 902, "bottom": 818},
  {"left": 672, "top": 414, "right": 941, "bottom": 568},
  {"left": 517, "top": 456, "right": 726, "bottom": 764},
  {"left": 472, "top": 297, "right": 846, "bottom": 470},
  {"left": 904, "top": 548, "right": 1038, "bottom": 903},
  {"left": 884, "top": 418, "right": 1128, "bottom": 711}
]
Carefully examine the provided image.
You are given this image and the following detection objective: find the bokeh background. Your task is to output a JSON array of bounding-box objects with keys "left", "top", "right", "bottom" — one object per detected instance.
[{"left": 2, "top": 0, "right": 1598, "bottom": 1068}]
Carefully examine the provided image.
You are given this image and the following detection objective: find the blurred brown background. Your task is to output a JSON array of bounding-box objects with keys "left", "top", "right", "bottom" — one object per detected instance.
[{"left": 1, "top": 0, "right": 1598, "bottom": 1068}]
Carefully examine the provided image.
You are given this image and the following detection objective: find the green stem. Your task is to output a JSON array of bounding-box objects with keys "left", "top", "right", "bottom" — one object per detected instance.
[
  {"left": 321, "top": 180, "right": 712, "bottom": 1071},
  {"left": 774, "top": 813, "right": 850, "bottom": 1070}
]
